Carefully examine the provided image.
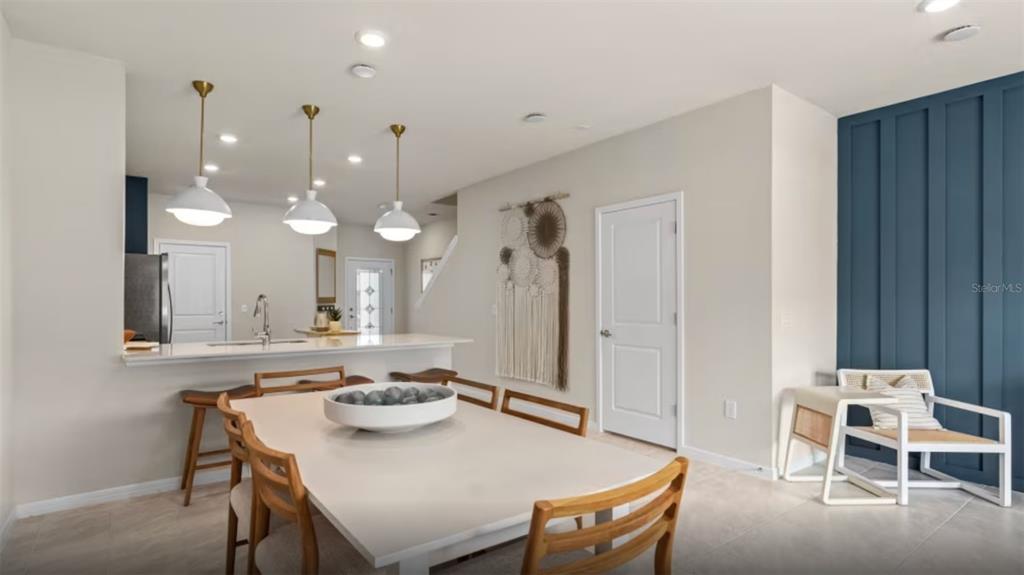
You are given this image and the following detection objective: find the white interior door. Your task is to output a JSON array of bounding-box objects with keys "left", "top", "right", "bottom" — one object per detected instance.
[
  {"left": 155, "top": 240, "right": 229, "bottom": 343},
  {"left": 598, "top": 198, "right": 679, "bottom": 448},
  {"left": 344, "top": 258, "right": 395, "bottom": 335}
]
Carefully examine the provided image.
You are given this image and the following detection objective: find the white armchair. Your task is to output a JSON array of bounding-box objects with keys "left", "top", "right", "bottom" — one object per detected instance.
[{"left": 837, "top": 369, "right": 1012, "bottom": 507}]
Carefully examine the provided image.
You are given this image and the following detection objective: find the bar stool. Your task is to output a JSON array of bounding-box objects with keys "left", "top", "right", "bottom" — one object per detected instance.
[
  {"left": 388, "top": 367, "right": 457, "bottom": 383},
  {"left": 179, "top": 384, "right": 258, "bottom": 506}
]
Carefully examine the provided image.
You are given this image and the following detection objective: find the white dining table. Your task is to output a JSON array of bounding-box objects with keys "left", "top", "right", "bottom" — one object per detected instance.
[{"left": 233, "top": 388, "right": 664, "bottom": 574}]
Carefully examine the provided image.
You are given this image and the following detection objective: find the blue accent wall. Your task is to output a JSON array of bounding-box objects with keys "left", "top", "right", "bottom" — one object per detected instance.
[
  {"left": 125, "top": 176, "right": 148, "bottom": 254},
  {"left": 838, "top": 72, "right": 1024, "bottom": 490}
]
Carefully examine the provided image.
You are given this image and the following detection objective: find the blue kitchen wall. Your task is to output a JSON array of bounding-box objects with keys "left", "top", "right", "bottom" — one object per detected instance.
[
  {"left": 125, "top": 176, "right": 148, "bottom": 254},
  {"left": 838, "top": 72, "right": 1023, "bottom": 490}
]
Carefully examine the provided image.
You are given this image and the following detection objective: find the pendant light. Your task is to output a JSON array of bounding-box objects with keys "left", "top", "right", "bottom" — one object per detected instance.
[
  {"left": 166, "top": 81, "right": 232, "bottom": 226},
  {"left": 374, "top": 124, "right": 421, "bottom": 242},
  {"left": 283, "top": 105, "right": 338, "bottom": 235}
]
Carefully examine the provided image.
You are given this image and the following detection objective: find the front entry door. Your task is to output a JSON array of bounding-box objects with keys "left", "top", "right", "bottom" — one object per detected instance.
[
  {"left": 344, "top": 258, "right": 395, "bottom": 335},
  {"left": 155, "top": 240, "right": 229, "bottom": 343},
  {"left": 598, "top": 197, "right": 679, "bottom": 448}
]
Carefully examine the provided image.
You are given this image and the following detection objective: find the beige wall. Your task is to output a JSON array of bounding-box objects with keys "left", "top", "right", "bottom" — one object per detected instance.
[
  {"left": 0, "top": 11, "right": 13, "bottom": 532},
  {"left": 148, "top": 193, "right": 323, "bottom": 340},
  {"left": 409, "top": 88, "right": 778, "bottom": 468},
  {"left": 402, "top": 218, "right": 457, "bottom": 317},
  {"left": 769, "top": 86, "right": 838, "bottom": 468},
  {"left": 8, "top": 39, "right": 127, "bottom": 504}
]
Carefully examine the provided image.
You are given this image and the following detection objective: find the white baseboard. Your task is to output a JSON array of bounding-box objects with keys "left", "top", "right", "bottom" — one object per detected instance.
[
  {"left": 14, "top": 467, "right": 233, "bottom": 519},
  {"left": 675, "top": 445, "right": 778, "bottom": 480}
]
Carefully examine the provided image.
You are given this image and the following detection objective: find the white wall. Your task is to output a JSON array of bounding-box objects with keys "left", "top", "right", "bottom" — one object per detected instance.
[
  {"left": 402, "top": 218, "right": 457, "bottom": 316},
  {"left": 8, "top": 39, "right": 126, "bottom": 504},
  {"left": 769, "top": 86, "right": 838, "bottom": 468},
  {"left": 0, "top": 11, "right": 13, "bottom": 537},
  {"left": 148, "top": 192, "right": 323, "bottom": 340},
  {"left": 410, "top": 88, "right": 778, "bottom": 467}
]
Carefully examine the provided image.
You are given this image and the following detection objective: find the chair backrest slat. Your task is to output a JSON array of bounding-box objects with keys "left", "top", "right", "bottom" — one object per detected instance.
[
  {"left": 216, "top": 393, "right": 249, "bottom": 488},
  {"left": 500, "top": 389, "right": 588, "bottom": 436},
  {"left": 444, "top": 376, "right": 500, "bottom": 410},
  {"left": 522, "top": 457, "right": 688, "bottom": 575},
  {"left": 254, "top": 365, "right": 347, "bottom": 395}
]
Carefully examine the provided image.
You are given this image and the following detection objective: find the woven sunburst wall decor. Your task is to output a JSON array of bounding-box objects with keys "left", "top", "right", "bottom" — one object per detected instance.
[{"left": 496, "top": 198, "right": 569, "bottom": 391}]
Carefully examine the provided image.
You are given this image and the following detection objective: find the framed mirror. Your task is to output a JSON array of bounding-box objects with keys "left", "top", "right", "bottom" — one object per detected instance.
[{"left": 316, "top": 248, "right": 336, "bottom": 304}]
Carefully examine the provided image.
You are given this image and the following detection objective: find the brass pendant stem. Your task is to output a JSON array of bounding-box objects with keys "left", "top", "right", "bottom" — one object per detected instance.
[
  {"left": 390, "top": 124, "right": 405, "bottom": 202},
  {"left": 303, "top": 105, "right": 320, "bottom": 191},
  {"left": 192, "top": 81, "right": 215, "bottom": 177}
]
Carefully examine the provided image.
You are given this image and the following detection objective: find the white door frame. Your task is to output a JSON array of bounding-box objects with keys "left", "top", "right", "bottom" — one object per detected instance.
[
  {"left": 594, "top": 191, "right": 685, "bottom": 450},
  {"left": 153, "top": 238, "right": 232, "bottom": 341},
  {"left": 344, "top": 257, "right": 396, "bottom": 334}
]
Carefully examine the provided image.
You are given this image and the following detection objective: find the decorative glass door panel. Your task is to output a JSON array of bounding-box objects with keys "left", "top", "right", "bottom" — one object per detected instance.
[
  {"left": 356, "top": 268, "right": 383, "bottom": 334},
  {"left": 343, "top": 258, "right": 395, "bottom": 334}
]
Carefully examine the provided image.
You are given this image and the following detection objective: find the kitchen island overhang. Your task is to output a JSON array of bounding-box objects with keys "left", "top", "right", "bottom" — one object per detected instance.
[{"left": 123, "top": 333, "right": 472, "bottom": 367}]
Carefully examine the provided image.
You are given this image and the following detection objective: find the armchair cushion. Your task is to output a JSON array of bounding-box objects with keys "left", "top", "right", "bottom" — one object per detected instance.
[
  {"left": 866, "top": 375, "right": 942, "bottom": 430},
  {"left": 852, "top": 427, "right": 996, "bottom": 444}
]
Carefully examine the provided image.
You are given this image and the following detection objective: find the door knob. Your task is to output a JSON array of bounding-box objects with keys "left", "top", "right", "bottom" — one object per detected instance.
[
  {"left": 600, "top": 329, "right": 612, "bottom": 338},
  {"left": 213, "top": 320, "right": 226, "bottom": 325}
]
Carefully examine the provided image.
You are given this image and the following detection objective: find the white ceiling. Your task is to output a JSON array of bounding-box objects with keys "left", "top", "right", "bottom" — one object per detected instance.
[{"left": 3, "top": 1, "right": 1021, "bottom": 224}]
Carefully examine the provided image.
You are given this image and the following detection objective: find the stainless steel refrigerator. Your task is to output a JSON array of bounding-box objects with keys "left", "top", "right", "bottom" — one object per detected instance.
[{"left": 124, "top": 253, "right": 172, "bottom": 343}]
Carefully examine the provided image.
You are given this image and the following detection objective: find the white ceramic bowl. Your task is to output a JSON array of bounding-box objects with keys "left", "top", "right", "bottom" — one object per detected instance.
[{"left": 323, "top": 382, "right": 457, "bottom": 433}]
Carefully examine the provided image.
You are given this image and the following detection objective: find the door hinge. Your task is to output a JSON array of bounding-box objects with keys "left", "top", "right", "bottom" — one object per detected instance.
[
  {"left": 673, "top": 404, "right": 678, "bottom": 416},
  {"left": 672, "top": 221, "right": 677, "bottom": 234},
  {"left": 673, "top": 312, "right": 677, "bottom": 325}
]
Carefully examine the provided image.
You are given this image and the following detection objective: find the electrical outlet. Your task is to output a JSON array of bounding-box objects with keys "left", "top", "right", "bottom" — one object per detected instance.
[
  {"left": 241, "top": 304, "right": 249, "bottom": 313},
  {"left": 724, "top": 399, "right": 738, "bottom": 420}
]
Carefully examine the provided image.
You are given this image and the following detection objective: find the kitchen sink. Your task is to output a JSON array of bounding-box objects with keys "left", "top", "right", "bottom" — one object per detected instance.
[{"left": 206, "top": 339, "right": 307, "bottom": 347}]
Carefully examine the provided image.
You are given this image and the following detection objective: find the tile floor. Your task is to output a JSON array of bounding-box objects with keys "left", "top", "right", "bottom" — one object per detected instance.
[{"left": 1, "top": 432, "right": 1020, "bottom": 574}]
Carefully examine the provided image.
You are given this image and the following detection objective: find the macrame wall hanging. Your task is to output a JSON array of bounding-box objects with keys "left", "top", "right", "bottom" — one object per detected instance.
[{"left": 495, "top": 194, "right": 569, "bottom": 391}]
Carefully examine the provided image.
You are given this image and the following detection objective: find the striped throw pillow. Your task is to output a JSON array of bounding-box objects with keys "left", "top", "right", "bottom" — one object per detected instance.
[{"left": 865, "top": 375, "right": 942, "bottom": 430}]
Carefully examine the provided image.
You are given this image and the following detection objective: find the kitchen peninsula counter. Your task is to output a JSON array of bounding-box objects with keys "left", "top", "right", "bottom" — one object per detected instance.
[{"left": 122, "top": 333, "right": 472, "bottom": 367}]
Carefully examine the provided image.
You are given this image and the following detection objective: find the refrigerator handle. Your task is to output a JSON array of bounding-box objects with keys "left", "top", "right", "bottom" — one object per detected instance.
[{"left": 166, "top": 282, "right": 174, "bottom": 343}]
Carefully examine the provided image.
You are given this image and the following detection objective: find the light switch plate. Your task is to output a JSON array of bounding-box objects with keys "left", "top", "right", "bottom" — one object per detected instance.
[{"left": 724, "top": 399, "right": 738, "bottom": 420}]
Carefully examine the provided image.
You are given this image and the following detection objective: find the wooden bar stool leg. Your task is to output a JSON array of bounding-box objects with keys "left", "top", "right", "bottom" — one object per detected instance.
[
  {"left": 182, "top": 406, "right": 206, "bottom": 507},
  {"left": 181, "top": 407, "right": 202, "bottom": 489}
]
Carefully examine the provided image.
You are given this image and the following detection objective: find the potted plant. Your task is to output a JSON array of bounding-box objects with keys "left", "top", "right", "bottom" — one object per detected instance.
[{"left": 327, "top": 307, "right": 343, "bottom": 333}]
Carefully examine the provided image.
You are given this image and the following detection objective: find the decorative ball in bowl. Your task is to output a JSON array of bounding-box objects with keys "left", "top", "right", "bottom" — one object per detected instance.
[{"left": 323, "top": 382, "right": 457, "bottom": 433}]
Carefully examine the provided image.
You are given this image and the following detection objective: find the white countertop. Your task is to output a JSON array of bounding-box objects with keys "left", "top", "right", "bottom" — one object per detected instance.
[{"left": 122, "top": 333, "right": 472, "bottom": 366}]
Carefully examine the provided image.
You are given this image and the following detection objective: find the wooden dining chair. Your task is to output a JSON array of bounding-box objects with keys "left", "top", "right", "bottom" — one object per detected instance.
[
  {"left": 216, "top": 393, "right": 254, "bottom": 575},
  {"left": 254, "top": 365, "right": 350, "bottom": 395},
  {"left": 388, "top": 367, "right": 458, "bottom": 383},
  {"left": 500, "top": 390, "right": 589, "bottom": 436},
  {"left": 441, "top": 457, "right": 689, "bottom": 575},
  {"left": 441, "top": 377, "right": 501, "bottom": 410},
  {"left": 241, "top": 421, "right": 384, "bottom": 575}
]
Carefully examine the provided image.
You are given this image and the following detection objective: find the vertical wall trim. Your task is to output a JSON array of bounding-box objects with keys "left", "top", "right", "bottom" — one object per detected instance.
[
  {"left": 838, "top": 126, "right": 852, "bottom": 367},
  {"left": 879, "top": 117, "right": 897, "bottom": 367},
  {"left": 981, "top": 88, "right": 1005, "bottom": 450},
  {"left": 927, "top": 103, "right": 948, "bottom": 399}
]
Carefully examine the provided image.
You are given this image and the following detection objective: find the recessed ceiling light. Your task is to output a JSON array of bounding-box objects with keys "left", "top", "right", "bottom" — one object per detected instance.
[
  {"left": 942, "top": 24, "right": 981, "bottom": 41},
  {"left": 523, "top": 113, "right": 547, "bottom": 123},
  {"left": 287, "top": 195, "right": 299, "bottom": 203},
  {"left": 575, "top": 124, "right": 592, "bottom": 131},
  {"left": 428, "top": 212, "right": 439, "bottom": 217},
  {"left": 203, "top": 163, "right": 219, "bottom": 173},
  {"left": 313, "top": 178, "right": 326, "bottom": 188},
  {"left": 356, "top": 30, "right": 387, "bottom": 49},
  {"left": 378, "top": 202, "right": 389, "bottom": 210},
  {"left": 218, "top": 133, "right": 238, "bottom": 144},
  {"left": 347, "top": 154, "right": 363, "bottom": 164},
  {"left": 350, "top": 64, "right": 377, "bottom": 79},
  {"left": 919, "top": 0, "right": 960, "bottom": 13}
]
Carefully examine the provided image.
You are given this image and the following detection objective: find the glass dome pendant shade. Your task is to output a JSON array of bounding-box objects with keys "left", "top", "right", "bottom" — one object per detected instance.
[
  {"left": 374, "top": 124, "right": 421, "bottom": 242},
  {"left": 166, "top": 80, "right": 232, "bottom": 227},
  {"left": 283, "top": 105, "right": 337, "bottom": 235}
]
